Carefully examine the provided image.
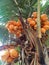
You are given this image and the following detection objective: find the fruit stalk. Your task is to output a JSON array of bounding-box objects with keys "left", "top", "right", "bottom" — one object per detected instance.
[{"left": 37, "top": 0, "right": 41, "bottom": 38}]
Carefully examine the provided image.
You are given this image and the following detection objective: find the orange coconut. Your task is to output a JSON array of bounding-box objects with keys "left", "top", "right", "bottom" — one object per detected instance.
[
  {"left": 32, "top": 12, "right": 37, "bottom": 18},
  {"left": 9, "top": 49, "right": 19, "bottom": 59},
  {"left": 1, "top": 50, "right": 9, "bottom": 61},
  {"left": 7, "top": 57, "right": 13, "bottom": 63},
  {"left": 41, "top": 14, "right": 48, "bottom": 22},
  {"left": 41, "top": 28, "right": 46, "bottom": 33}
]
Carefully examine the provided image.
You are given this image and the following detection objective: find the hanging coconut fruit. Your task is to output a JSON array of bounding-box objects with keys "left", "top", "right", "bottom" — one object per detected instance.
[
  {"left": 1, "top": 50, "right": 9, "bottom": 62},
  {"left": 9, "top": 49, "right": 19, "bottom": 59}
]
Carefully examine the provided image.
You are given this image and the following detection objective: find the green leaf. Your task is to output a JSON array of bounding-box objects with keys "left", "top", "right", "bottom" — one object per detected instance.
[{"left": 15, "top": 46, "right": 21, "bottom": 52}]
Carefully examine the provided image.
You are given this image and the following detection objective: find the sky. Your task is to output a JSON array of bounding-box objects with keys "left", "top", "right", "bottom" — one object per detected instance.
[{"left": 41, "top": 0, "right": 47, "bottom": 6}]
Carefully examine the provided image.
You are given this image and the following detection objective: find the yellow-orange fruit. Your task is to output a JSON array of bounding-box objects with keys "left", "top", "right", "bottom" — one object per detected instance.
[
  {"left": 6, "top": 23, "right": 14, "bottom": 33},
  {"left": 16, "top": 30, "right": 21, "bottom": 37},
  {"left": 16, "top": 20, "right": 22, "bottom": 27},
  {"left": 42, "top": 21, "right": 49, "bottom": 25},
  {"left": 9, "top": 24, "right": 14, "bottom": 30},
  {"left": 16, "top": 22, "right": 21, "bottom": 27},
  {"left": 27, "top": 18, "right": 36, "bottom": 26},
  {"left": 43, "top": 25, "right": 49, "bottom": 30},
  {"left": 9, "top": 49, "right": 19, "bottom": 59},
  {"left": 8, "top": 29, "right": 14, "bottom": 33},
  {"left": 41, "top": 14, "right": 48, "bottom": 22},
  {"left": 14, "top": 26, "right": 18, "bottom": 31},
  {"left": 8, "top": 27, "right": 15, "bottom": 33},
  {"left": 1, "top": 50, "right": 9, "bottom": 61},
  {"left": 32, "top": 18, "right": 36, "bottom": 22},
  {"left": 18, "top": 26, "right": 23, "bottom": 30},
  {"left": 29, "top": 20, "right": 36, "bottom": 26},
  {"left": 7, "top": 57, "right": 13, "bottom": 63},
  {"left": 27, "top": 18, "right": 33, "bottom": 22},
  {"left": 32, "top": 12, "right": 37, "bottom": 18},
  {"left": 6, "top": 20, "right": 17, "bottom": 30},
  {"left": 8, "top": 20, "right": 17, "bottom": 26},
  {"left": 41, "top": 28, "right": 46, "bottom": 33}
]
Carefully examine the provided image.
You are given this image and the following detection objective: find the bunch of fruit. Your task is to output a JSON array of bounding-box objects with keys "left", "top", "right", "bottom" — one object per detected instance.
[
  {"left": 1, "top": 48, "right": 19, "bottom": 63},
  {"left": 6, "top": 20, "right": 23, "bottom": 37},
  {"left": 6, "top": 12, "right": 49, "bottom": 37},
  {"left": 27, "top": 12, "right": 49, "bottom": 33}
]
